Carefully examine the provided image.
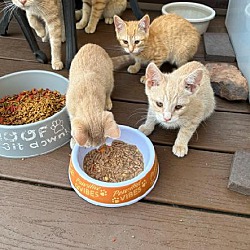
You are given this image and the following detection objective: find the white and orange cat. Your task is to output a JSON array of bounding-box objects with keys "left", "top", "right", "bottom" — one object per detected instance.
[
  {"left": 75, "top": 0, "right": 127, "bottom": 33},
  {"left": 11, "top": 0, "right": 65, "bottom": 70},
  {"left": 114, "top": 14, "right": 200, "bottom": 83},
  {"left": 139, "top": 61, "right": 215, "bottom": 157},
  {"left": 66, "top": 43, "right": 120, "bottom": 149}
]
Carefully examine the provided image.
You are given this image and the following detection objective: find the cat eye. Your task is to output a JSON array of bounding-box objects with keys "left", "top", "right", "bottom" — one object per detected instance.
[
  {"left": 156, "top": 102, "right": 163, "bottom": 107},
  {"left": 175, "top": 105, "right": 183, "bottom": 110},
  {"left": 134, "top": 40, "right": 140, "bottom": 44},
  {"left": 122, "top": 40, "right": 128, "bottom": 44}
]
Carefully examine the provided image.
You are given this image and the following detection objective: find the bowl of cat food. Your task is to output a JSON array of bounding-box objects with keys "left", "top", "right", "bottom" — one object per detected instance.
[
  {"left": 69, "top": 125, "right": 159, "bottom": 207},
  {"left": 162, "top": 2, "right": 216, "bottom": 34},
  {"left": 0, "top": 70, "right": 71, "bottom": 158}
]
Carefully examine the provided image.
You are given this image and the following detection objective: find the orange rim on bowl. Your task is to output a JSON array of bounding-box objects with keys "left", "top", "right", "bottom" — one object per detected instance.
[{"left": 69, "top": 125, "right": 159, "bottom": 207}]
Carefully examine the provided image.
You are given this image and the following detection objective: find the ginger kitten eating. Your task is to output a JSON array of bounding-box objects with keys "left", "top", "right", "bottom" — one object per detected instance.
[
  {"left": 139, "top": 61, "right": 215, "bottom": 157},
  {"left": 114, "top": 14, "right": 200, "bottom": 83},
  {"left": 66, "top": 43, "right": 120, "bottom": 149}
]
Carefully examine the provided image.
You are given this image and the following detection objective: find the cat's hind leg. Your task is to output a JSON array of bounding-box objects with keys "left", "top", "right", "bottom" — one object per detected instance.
[
  {"left": 76, "top": 1, "right": 91, "bottom": 30},
  {"left": 105, "top": 96, "right": 112, "bottom": 110}
]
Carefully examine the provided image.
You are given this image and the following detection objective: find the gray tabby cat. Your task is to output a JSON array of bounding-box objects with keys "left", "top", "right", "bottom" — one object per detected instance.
[
  {"left": 139, "top": 61, "right": 215, "bottom": 157},
  {"left": 11, "top": 0, "right": 65, "bottom": 70}
]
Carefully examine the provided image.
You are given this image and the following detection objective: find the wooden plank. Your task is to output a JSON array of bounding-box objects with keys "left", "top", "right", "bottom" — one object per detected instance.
[
  {"left": 1, "top": 180, "right": 249, "bottom": 250},
  {"left": 110, "top": 101, "right": 250, "bottom": 153},
  {"left": 1, "top": 143, "right": 250, "bottom": 215},
  {"left": 1, "top": 58, "right": 249, "bottom": 114},
  {"left": 0, "top": 37, "right": 51, "bottom": 62},
  {"left": 113, "top": 71, "right": 250, "bottom": 114}
]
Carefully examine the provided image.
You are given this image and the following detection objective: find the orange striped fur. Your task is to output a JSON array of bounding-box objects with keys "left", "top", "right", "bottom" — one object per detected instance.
[
  {"left": 114, "top": 14, "right": 201, "bottom": 83},
  {"left": 76, "top": 0, "right": 127, "bottom": 33},
  {"left": 11, "top": 0, "right": 65, "bottom": 70}
]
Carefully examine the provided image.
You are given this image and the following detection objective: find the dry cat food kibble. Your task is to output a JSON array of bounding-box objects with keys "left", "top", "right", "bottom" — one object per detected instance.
[
  {"left": 83, "top": 140, "right": 144, "bottom": 182},
  {"left": 0, "top": 88, "right": 65, "bottom": 125}
]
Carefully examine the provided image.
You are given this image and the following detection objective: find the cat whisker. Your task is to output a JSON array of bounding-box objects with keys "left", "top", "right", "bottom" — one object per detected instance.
[
  {"left": 194, "top": 130, "right": 199, "bottom": 141},
  {"left": 127, "top": 108, "right": 148, "bottom": 121},
  {"left": 134, "top": 116, "right": 147, "bottom": 126},
  {"left": 1, "top": 3, "right": 17, "bottom": 18},
  {"left": 1, "top": 3, "right": 14, "bottom": 13}
]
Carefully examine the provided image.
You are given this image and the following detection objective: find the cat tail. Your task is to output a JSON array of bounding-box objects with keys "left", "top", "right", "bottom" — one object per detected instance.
[{"left": 111, "top": 55, "right": 135, "bottom": 70}]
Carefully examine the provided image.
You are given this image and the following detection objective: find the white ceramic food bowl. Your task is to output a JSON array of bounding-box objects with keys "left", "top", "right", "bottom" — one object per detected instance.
[
  {"left": 162, "top": 2, "right": 216, "bottom": 34},
  {"left": 69, "top": 125, "right": 159, "bottom": 207},
  {"left": 0, "top": 70, "right": 71, "bottom": 158}
]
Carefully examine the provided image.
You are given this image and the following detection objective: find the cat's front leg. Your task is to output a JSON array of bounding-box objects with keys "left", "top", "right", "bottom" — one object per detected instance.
[
  {"left": 85, "top": 2, "right": 105, "bottom": 33},
  {"left": 26, "top": 13, "right": 46, "bottom": 40},
  {"left": 172, "top": 124, "right": 198, "bottom": 157},
  {"left": 44, "top": 15, "right": 63, "bottom": 70},
  {"left": 128, "top": 59, "right": 141, "bottom": 74},
  {"left": 138, "top": 109, "right": 156, "bottom": 136},
  {"left": 76, "top": 2, "right": 90, "bottom": 30}
]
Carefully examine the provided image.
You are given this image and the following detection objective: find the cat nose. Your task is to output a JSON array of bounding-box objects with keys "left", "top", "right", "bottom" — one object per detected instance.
[
  {"left": 20, "top": 0, "right": 27, "bottom": 5},
  {"left": 164, "top": 112, "right": 172, "bottom": 122},
  {"left": 164, "top": 117, "right": 171, "bottom": 122}
]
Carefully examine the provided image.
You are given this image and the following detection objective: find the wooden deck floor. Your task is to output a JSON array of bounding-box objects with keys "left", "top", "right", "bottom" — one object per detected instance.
[{"left": 0, "top": 8, "right": 250, "bottom": 250}]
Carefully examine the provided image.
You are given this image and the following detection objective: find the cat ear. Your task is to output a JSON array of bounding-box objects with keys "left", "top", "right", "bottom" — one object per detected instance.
[
  {"left": 146, "top": 62, "right": 163, "bottom": 88},
  {"left": 103, "top": 111, "right": 121, "bottom": 139},
  {"left": 184, "top": 69, "right": 203, "bottom": 94},
  {"left": 138, "top": 14, "right": 150, "bottom": 33},
  {"left": 114, "top": 15, "right": 126, "bottom": 33},
  {"left": 71, "top": 118, "right": 88, "bottom": 147}
]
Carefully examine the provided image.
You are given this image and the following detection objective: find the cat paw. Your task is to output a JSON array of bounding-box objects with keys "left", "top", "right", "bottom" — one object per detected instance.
[
  {"left": 75, "top": 10, "right": 82, "bottom": 21},
  {"left": 172, "top": 144, "right": 188, "bottom": 157},
  {"left": 105, "top": 17, "right": 113, "bottom": 24},
  {"left": 138, "top": 124, "right": 153, "bottom": 136},
  {"left": 52, "top": 61, "right": 64, "bottom": 71},
  {"left": 85, "top": 25, "right": 96, "bottom": 34},
  {"left": 128, "top": 65, "right": 140, "bottom": 74},
  {"left": 140, "top": 76, "right": 146, "bottom": 84},
  {"left": 76, "top": 21, "right": 86, "bottom": 30},
  {"left": 36, "top": 29, "right": 46, "bottom": 39}
]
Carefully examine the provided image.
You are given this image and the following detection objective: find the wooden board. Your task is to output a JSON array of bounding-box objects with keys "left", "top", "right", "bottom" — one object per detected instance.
[
  {"left": 1, "top": 180, "right": 249, "bottom": 250},
  {"left": 0, "top": 58, "right": 249, "bottom": 114}
]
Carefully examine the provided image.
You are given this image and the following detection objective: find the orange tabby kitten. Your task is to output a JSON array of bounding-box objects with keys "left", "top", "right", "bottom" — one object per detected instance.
[
  {"left": 139, "top": 61, "right": 215, "bottom": 157},
  {"left": 76, "top": 0, "right": 127, "bottom": 33},
  {"left": 11, "top": 0, "right": 65, "bottom": 70},
  {"left": 114, "top": 14, "right": 200, "bottom": 83},
  {"left": 66, "top": 43, "right": 120, "bottom": 148}
]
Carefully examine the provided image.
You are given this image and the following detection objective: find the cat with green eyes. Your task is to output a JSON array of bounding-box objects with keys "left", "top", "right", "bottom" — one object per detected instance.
[{"left": 139, "top": 61, "right": 215, "bottom": 158}]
